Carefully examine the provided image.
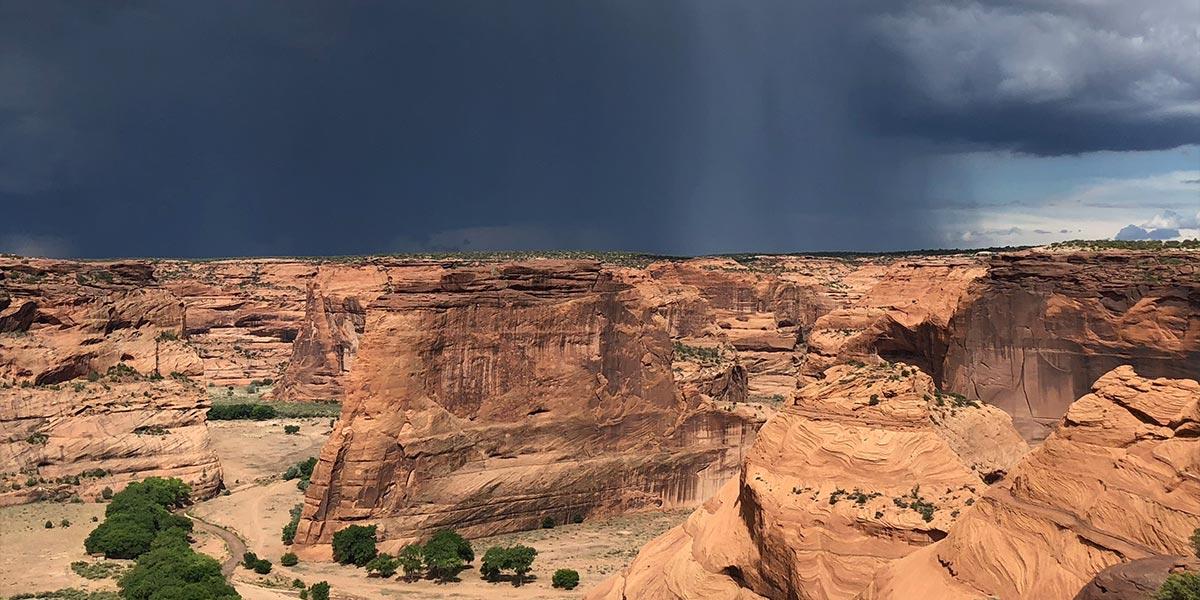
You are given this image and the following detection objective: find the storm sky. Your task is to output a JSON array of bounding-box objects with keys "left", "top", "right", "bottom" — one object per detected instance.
[{"left": 1, "top": 1, "right": 1197, "bottom": 258}]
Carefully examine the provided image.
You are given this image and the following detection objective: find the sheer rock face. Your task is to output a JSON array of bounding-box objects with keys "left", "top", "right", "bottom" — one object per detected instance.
[
  {"left": 0, "top": 378, "right": 222, "bottom": 505},
  {"left": 588, "top": 363, "right": 1027, "bottom": 600},
  {"left": 942, "top": 253, "right": 1200, "bottom": 426},
  {"left": 292, "top": 262, "right": 760, "bottom": 554},
  {"left": 864, "top": 366, "right": 1200, "bottom": 600}
]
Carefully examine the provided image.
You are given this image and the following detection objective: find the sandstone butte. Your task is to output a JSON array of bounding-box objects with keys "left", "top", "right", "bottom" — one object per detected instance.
[
  {"left": 0, "top": 249, "right": 1197, "bottom": 566},
  {"left": 593, "top": 366, "right": 1199, "bottom": 600}
]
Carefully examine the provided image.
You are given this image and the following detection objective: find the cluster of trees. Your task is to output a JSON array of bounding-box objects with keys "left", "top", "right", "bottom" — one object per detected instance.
[
  {"left": 480, "top": 544, "right": 537, "bottom": 586},
  {"left": 208, "top": 403, "right": 277, "bottom": 420},
  {"left": 333, "top": 526, "right": 478, "bottom": 582},
  {"left": 121, "top": 528, "right": 239, "bottom": 600},
  {"left": 84, "top": 478, "right": 194, "bottom": 559},
  {"left": 81, "top": 477, "right": 241, "bottom": 599}
]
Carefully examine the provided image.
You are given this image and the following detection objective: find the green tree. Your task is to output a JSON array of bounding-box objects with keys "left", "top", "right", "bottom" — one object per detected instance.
[
  {"left": 331, "top": 524, "right": 378, "bottom": 567},
  {"left": 428, "top": 529, "right": 473, "bottom": 563},
  {"left": 479, "top": 544, "right": 537, "bottom": 586},
  {"left": 309, "top": 581, "right": 330, "bottom": 600},
  {"left": 552, "top": 568, "right": 580, "bottom": 590},
  {"left": 365, "top": 553, "right": 399, "bottom": 578},
  {"left": 242, "top": 552, "right": 259, "bottom": 568},
  {"left": 397, "top": 544, "right": 425, "bottom": 581},
  {"left": 1191, "top": 527, "right": 1200, "bottom": 559},
  {"left": 423, "top": 535, "right": 465, "bottom": 581},
  {"left": 1155, "top": 572, "right": 1200, "bottom": 600},
  {"left": 119, "top": 530, "right": 240, "bottom": 600},
  {"left": 508, "top": 545, "right": 537, "bottom": 586},
  {"left": 281, "top": 552, "right": 299, "bottom": 567},
  {"left": 541, "top": 516, "right": 555, "bottom": 529}
]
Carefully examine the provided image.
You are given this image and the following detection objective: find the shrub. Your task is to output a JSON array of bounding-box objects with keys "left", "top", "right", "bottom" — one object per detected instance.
[
  {"left": 280, "top": 552, "right": 298, "bottom": 567},
  {"left": 365, "top": 553, "right": 399, "bottom": 578},
  {"left": 541, "top": 516, "right": 555, "bottom": 529},
  {"left": 283, "top": 457, "right": 317, "bottom": 484},
  {"left": 283, "top": 425, "right": 300, "bottom": 435},
  {"left": 572, "top": 514, "right": 584, "bottom": 524},
  {"left": 252, "top": 558, "right": 272, "bottom": 574},
  {"left": 397, "top": 544, "right": 425, "bottom": 580},
  {"left": 1191, "top": 527, "right": 1200, "bottom": 559},
  {"left": 61, "top": 519, "right": 71, "bottom": 528},
  {"left": 242, "top": 551, "right": 259, "bottom": 568},
  {"left": 101, "top": 486, "right": 113, "bottom": 500},
  {"left": 281, "top": 504, "right": 302, "bottom": 545},
  {"left": 309, "top": 581, "right": 330, "bottom": 600},
  {"left": 71, "top": 560, "right": 126, "bottom": 580},
  {"left": 480, "top": 544, "right": 537, "bottom": 585},
  {"left": 552, "top": 568, "right": 580, "bottom": 590},
  {"left": 45, "top": 520, "right": 54, "bottom": 529},
  {"left": 331, "top": 524, "right": 377, "bottom": 567},
  {"left": 1155, "top": 572, "right": 1200, "bottom": 600},
  {"left": 292, "top": 578, "right": 305, "bottom": 588},
  {"left": 868, "top": 394, "right": 880, "bottom": 406}
]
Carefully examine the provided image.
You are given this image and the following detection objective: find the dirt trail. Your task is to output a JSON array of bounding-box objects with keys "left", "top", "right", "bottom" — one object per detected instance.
[{"left": 189, "top": 512, "right": 248, "bottom": 577}]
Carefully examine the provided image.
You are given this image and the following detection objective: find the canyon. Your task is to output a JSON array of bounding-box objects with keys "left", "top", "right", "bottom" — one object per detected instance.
[{"left": 1, "top": 247, "right": 1197, "bottom": 599}]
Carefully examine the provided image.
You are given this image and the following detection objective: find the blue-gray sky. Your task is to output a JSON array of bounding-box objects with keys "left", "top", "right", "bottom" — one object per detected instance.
[{"left": 1, "top": 1, "right": 1197, "bottom": 258}]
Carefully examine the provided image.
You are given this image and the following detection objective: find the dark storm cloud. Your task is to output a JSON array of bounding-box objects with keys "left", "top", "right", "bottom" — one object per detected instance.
[
  {"left": 0, "top": 1, "right": 1196, "bottom": 257},
  {"left": 867, "top": 1, "right": 1200, "bottom": 154}
]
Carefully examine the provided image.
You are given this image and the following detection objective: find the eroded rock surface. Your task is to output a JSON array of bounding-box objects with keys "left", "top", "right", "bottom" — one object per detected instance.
[
  {"left": 0, "top": 377, "right": 222, "bottom": 505},
  {"left": 865, "top": 366, "right": 1200, "bottom": 600},
  {"left": 588, "top": 362, "right": 1027, "bottom": 600},
  {"left": 292, "top": 261, "right": 761, "bottom": 554}
]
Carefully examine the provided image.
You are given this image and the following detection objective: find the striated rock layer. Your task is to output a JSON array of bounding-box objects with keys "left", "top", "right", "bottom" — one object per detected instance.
[
  {"left": 588, "top": 362, "right": 1027, "bottom": 600},
  {"left": 0, "top": 377, "right": 222, "bottom": 505},
  {"left": 292, "top": 261, "right": 760, "bottom": 554},
  {"left": 864, "top": 366, "right": 1200, "bottom": 600}
]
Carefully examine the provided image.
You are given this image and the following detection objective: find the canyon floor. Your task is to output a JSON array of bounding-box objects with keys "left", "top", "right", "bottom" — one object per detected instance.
[{"left": 1, "top": 415, "right": 687, "bottom": 599}]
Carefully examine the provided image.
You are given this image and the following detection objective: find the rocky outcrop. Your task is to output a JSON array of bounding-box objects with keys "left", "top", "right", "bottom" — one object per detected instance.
[
  {"left": 864, "top": 366, "right": 1200, "bottom": 600},
  {"left": 292, "top": 261, "right": 760, "bottom": 554},
  {"left": 1073, "top": 555, "right": 1199, "bottom": 600},
  {"left": 0, "top": 376, "right": 223, "bottom": 505},
  {"left": 588, "top": 362, "right": 1027, "bottom": 600}
]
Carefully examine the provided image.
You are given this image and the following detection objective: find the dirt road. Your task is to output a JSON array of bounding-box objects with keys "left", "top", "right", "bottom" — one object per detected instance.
[{"left": 189, "top": 512, "right": 248, "bottom": 577}]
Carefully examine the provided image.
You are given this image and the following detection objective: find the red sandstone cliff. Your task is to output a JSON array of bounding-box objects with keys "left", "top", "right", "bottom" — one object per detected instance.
[{"left": 291, "top": 261, "right": 760, "bottom": 554}]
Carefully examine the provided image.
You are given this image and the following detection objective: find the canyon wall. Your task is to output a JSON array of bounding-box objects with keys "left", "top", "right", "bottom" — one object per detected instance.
[
  {"left": 291, "top": 261, "right": 761, "bottom": 553},
  {"left": 941, "top": 253, "right": 1200, "bottom": 425},
  {"left": 3, "top": 250, "right": 1197, "bottom": 548}
]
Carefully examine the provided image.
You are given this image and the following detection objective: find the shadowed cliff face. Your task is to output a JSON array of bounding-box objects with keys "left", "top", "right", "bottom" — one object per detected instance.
[
  {"left": 940, "top": 254, "right": 1200, "bottom": 427},
  {"left": 291, "top": 261, "right": 761, "bottom": 552}
]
